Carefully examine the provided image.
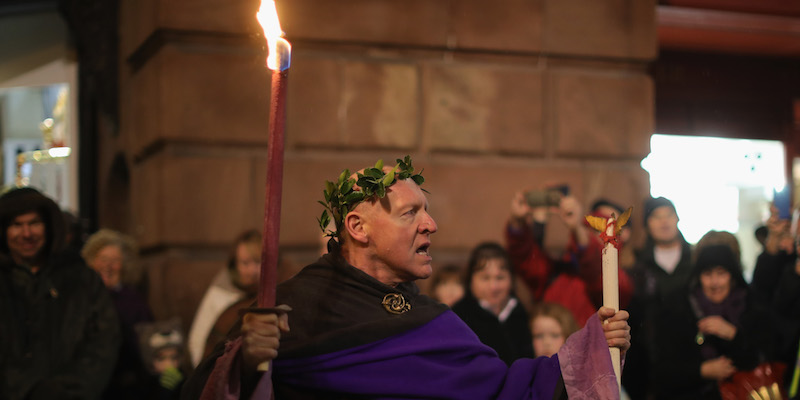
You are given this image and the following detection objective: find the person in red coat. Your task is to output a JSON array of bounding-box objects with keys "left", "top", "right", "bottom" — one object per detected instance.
[{"left": 505, "top": 191, "right": 633, "bottom": 326}]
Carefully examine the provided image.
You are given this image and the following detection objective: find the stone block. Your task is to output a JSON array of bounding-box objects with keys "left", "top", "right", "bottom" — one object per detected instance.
[
  {"left": 423, "top": 64, "right": 544, "bottom": 154},
  {"left": 289, "top": 56, "right": 420, "bottom": 150},
  {"left": 450, "top": 0, "right": 543, "bottom": 52},
  {"left": 131, "top": 153, "right": 262, "bottom": 248},
  {"left": 341, "top": 60, "right": 419, "bottom": 149},
  {"left": 160, "top": 154, "right": 261, "bottom": 244},
  {"left": 551, "top": 70, "right": 653, "bottom": 158},
  {"left": 121, "top": 0, "right": 263, "bottom": 57},
  {"left": 543, "top": 0, "right": 657, "bottom": 60},
  {"left": 158, "top": 45, "right": 270, "bottom": 146},
  {"left": 287, "top": 56, "right": 343, "bottom": 148},
  {"left": 159, "top": 0, "right": 262, "bottom": 35},
  {"left": 128, "top": 44, "right": 270, "bottom": 155},
  {"left": 276, "top": 0, "right": 450, "bottom": 47}
]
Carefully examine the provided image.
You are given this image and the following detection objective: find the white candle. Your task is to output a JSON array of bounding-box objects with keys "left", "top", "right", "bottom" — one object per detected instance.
[{"left": 602, "top": 214, "right": 622, "bottom": 395}]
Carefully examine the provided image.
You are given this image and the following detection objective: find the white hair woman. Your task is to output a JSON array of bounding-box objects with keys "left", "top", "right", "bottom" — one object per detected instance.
[{"left": 82, "top": 228, "right": 154, "bottom": 399}]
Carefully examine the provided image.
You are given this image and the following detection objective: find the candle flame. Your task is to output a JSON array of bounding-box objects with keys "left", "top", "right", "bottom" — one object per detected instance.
[
  {"left": 256, "top": 0, "right": 291, "bottom": 71},
  {"left": 257, "top": 0, "right": 283, "bottom": 39}
]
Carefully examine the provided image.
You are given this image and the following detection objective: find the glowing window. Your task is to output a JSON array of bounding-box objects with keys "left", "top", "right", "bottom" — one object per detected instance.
[{"left": 641, "top": 134, "right": 786, "bottom": 278}]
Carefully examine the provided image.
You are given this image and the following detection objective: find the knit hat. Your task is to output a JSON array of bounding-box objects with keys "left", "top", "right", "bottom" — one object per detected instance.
[
  {"left": 135, "top": 318, "right": 184, "bottom": 374},
  {"left": 643, "top": 196, "right": 677, "bottom": 222}
]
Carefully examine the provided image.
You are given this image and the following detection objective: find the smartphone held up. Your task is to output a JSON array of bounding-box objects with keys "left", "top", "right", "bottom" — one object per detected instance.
[{"left": 525, "top": 185, "right": 569, "bottom": 208}]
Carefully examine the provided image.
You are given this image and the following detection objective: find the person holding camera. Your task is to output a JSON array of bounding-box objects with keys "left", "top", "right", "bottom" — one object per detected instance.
[{"left": 505, "top": 189, "right": 633, "bottom": 327}]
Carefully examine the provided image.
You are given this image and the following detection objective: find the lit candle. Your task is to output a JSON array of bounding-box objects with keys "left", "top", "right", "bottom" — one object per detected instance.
[
  {"left": 586, "top": 207, "right": 631, "bottom": 397},
  {"left": 255, "top": 0, "right": 291, "bottom": 310},
  {"left": 601, "top": 214, "right": 621, "bottom": 395}
]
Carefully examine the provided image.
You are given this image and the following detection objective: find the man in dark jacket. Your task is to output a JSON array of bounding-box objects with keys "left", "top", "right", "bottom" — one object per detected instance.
[
  {"left": 623, "top": 196, "right": 694, "bottom": 399},
  {"left": 0, "top": 187, "right": 120, "bottom": 400}
]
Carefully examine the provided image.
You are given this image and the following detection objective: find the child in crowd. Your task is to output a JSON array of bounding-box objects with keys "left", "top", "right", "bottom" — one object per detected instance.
[
  {"left": 429, "top": 263, "right": 465, "bottom": 307},
  {"left": 136, "top": 318, "right": 187, "bottom": 400},
  {"left": 529, "top": 302, "right": 578, "bottom": 357},
  {"left": 530, "top": 302, "right": 633, "bottom": 400},
  {"left": 452, "top": 242, "right": 534, "bottom": 366}
]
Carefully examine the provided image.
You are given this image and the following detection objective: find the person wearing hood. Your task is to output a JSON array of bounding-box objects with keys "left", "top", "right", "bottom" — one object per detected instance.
[
  {"left": 451, "top": 242, "right": 535, "bottom": 366},
  {"left": 653, "top": 242, "right": 776, "bottom": 399},
  {"left": 623, "top": 196, "right": 694, "bottom": 398},
  {"left": 0, "top": 187, "right": 120, "bottom": 400}
]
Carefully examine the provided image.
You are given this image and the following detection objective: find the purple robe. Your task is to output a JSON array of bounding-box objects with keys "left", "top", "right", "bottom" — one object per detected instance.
[{"left": 201, "top": 310, "right": 619, "bottom": 399}]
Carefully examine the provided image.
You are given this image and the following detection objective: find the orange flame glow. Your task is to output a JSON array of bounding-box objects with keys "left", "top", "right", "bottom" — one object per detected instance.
[{"left": 256, "top": 0, "right": 291, "bottom": 71}]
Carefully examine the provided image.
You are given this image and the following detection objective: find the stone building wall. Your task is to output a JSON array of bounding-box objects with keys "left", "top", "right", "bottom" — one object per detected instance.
[{"left": 114, "top": 0, "right": 656, "bottom": 327}]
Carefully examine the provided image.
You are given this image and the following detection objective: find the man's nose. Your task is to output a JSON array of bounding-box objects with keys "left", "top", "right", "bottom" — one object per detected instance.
[
  {"left": 20, "top": 225, "right": 32, "bottom": 237},
  {"left": 421, "top": 213, "right": 438, "bottom": 233}
]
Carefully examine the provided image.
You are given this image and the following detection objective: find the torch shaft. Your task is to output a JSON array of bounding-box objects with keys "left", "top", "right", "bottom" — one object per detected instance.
[{"left": 258, "top": 68, "right": 289, "bottom": 308}]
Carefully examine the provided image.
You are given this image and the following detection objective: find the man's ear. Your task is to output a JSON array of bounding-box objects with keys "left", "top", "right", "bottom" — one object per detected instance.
[{"left": 344, "top": 211, "right": 369, "bottom": 244}]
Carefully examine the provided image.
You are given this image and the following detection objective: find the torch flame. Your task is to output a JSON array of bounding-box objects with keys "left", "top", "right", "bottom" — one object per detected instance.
[{"left": 256, "top": 0, "right": 291, "bottom": 71}]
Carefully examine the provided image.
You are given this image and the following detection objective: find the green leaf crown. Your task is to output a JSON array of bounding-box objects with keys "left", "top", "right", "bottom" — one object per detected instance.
[{"left": 318, "top": 155, "right": 425, "bottom": 238}]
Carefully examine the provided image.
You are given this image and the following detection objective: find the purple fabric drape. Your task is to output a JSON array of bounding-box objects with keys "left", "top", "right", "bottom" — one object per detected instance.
[
  {"left": 201, "top": 310, "right": 619, "bottom": 399},
  {"left": 558, "top": 311, "right": 622, "bottom": 399},
  {"left": 272, "top": 311, "right": 559, "bottom": 399}
]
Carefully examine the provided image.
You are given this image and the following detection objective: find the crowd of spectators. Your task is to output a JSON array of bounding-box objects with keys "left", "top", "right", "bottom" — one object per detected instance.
[{"left": 1, "top": 182, "right": 797, "bottom": 400}]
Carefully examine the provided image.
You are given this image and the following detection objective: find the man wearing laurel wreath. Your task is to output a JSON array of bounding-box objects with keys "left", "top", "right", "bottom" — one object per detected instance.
[{"left": 184, "top": 156, "right": 631, "bottom": 400}]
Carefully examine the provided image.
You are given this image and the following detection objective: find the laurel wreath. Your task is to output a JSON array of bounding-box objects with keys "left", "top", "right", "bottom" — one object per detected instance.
[{"left": 317, "top": 155, "right": 424, "bottom": 238}]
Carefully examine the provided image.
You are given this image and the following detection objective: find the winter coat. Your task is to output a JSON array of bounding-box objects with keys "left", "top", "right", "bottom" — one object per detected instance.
[
  {"left": 752, "top": 251, "right": 800, "bottom": 390},
  {"left": 452, "top": 294, "right": 534, "bottom": 366},
  {"left": 623, "top": 234, "right": 694, "bottom": 399},
  {"left": 505, "top": 221, "right": 633, "bottom": 327},
  {"left": 0, "top": 188, "right": 121, "bottom": 400},
  {"left": 652, "top": 261, "right": 775, "bottom": 400}
]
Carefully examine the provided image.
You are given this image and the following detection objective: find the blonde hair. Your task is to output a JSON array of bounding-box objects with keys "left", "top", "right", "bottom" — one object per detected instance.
[
  {"left": 529, "top": 302, "right": 579, "bottom": 339},
  {"left": 81, "top": 229, "right": 142, "bottom": 286}
]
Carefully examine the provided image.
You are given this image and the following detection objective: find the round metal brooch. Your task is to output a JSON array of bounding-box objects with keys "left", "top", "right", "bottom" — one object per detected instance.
[{"left": 382, "top": 293, "right": 411, "bottom": 314}]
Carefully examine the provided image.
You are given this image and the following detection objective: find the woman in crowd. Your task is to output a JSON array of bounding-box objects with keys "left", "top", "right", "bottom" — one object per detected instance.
[
  {"left": 653, "top": 242, "right": 776, "bottom": 399},
  {"left": 452, "top": 242, "right": 534, "bottom": 365},
  {"left": 82, "top": 229, "right": 153, "bottom": 400},
  {"left": 187, "top": 229, "right": 261, "bottom": 367}
]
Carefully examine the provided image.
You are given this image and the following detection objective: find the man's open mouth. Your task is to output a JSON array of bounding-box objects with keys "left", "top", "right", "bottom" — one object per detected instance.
[{"left": 416, "top": 243, "right": 430, "bottom": 256}]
